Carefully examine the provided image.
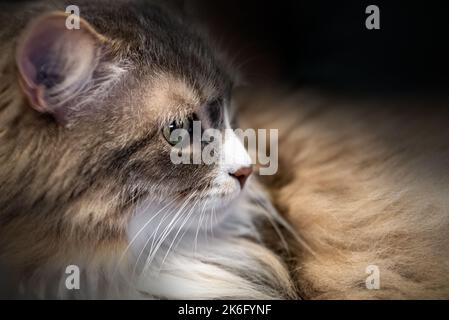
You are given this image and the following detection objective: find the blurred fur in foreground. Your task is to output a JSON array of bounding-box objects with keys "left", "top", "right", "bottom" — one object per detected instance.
[{"left": 239, "top": 88, "right": 449, "bottom": 299}]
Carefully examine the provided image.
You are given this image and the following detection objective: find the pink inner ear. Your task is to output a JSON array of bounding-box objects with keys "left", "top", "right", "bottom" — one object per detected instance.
[
  {"left": 18, "top": 18, "right": 65, "bottom": 88},
  {"left": 16, "top": 13, "right": 102, "bottom": 116}
]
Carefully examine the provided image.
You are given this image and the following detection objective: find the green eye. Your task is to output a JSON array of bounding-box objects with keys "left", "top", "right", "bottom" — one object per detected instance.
[{"left": 162, "top": 118, "right": 192, "bottom": 146}]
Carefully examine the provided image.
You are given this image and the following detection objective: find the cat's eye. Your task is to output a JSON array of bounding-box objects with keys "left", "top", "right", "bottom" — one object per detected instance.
[{"left": 162, "top": 118, "right": 192, "bottom": 146}]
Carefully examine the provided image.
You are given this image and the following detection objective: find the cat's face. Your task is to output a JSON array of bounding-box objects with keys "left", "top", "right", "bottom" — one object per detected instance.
[{"left": 11, "top": 3, "right": 252, "bottom": 238}]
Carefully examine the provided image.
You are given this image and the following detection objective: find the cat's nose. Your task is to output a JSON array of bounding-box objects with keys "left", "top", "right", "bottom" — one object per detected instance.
[{"left": 230, "top": 166, "right": 253, "bottom": 189}]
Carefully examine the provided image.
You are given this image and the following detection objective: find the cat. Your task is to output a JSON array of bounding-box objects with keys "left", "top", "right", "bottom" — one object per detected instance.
[
  {"left": 0, "top": 0, "right": 297, "bottom": 299},
  {"left": 5, "top": 0, "right": 445, "bottom": 301},
  {"left": 237, "top": 88, "right": 449, "bottom": 299}
]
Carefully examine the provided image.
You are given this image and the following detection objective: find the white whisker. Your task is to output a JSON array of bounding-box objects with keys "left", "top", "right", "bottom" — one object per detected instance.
[
  {"left": 142, "top": 191, "right": 198, "bottom": 274},
  {"left": 113, "top": 195, "right": 179, "bottom": 277},
  {"left": 159, "top": 197, "right": 199, "bottom": 271}
]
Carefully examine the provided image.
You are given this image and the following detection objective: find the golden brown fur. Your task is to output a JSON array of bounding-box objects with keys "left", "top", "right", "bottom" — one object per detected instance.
[
  {"left": 239, "top": 88, "right": 449, "bottom": 299},
  {"left": 3, "top": 0, "right": 448, "bottom": 300},
  {"left": 0, "top": 1, "right": 296, "bottom": 299}
]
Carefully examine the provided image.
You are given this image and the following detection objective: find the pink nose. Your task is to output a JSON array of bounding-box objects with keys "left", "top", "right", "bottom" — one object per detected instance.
[{"left": 230, "top": 166, "right": 253, "bottom": 189}]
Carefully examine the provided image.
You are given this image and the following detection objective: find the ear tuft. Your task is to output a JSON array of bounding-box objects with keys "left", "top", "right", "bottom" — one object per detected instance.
[{"left": 16, "top": 12, "right": 105, "bottom": 122}]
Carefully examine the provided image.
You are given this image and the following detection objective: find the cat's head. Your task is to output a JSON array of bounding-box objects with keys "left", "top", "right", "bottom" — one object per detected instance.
[{"left": 8, "top": 3, "right": 252, "bottom": 241}]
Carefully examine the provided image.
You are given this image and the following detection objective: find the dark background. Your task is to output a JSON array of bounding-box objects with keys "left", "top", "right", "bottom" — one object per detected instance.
[{"left": 191, "top": 0, "right": 449, "bottom": 95}]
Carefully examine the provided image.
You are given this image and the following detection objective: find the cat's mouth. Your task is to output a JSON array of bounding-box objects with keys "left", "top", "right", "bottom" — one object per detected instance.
[
  {"left": 177, "top": 181, "right": 240, "bottom": 201},
  {"left": 177, "top": 188, "right": 241, "bottom": 211},
  {"left": 130, "top": 171, "right": 247, "bottom": 234}
]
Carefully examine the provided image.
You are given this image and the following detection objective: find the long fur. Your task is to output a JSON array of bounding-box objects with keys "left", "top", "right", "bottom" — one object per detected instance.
[
  {"left": 0, "top": 0, "right": 298, "bottom": 299},
  {"left": 239, "top": 88, "right": 449, "bottom": 299},
  {"left": 130, "top": 181, "right": 297, "bottom": 299}
]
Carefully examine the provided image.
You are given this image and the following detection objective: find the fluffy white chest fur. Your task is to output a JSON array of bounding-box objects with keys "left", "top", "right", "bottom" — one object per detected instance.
[
  {"left": 126, "top": 181, "right": 296, "bottom": 299},
  {"left": 10, "top": 181, "right": 294, "bottom": 299}
]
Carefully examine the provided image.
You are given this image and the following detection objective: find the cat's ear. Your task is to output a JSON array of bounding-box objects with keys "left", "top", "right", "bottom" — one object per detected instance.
[{"left": 16, "top": 12, "right": 105, "bottom": 123}]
